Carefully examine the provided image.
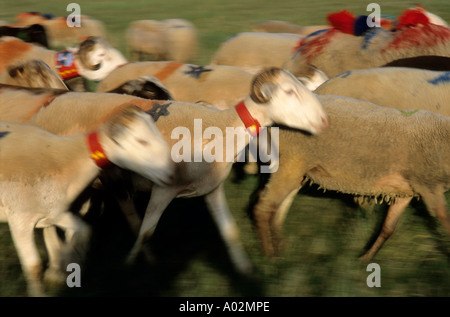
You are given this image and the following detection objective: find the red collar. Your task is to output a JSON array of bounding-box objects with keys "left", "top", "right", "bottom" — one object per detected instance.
[
  {"left": 235, "top": 101, "right": 261, "bottom": 136},
  {"left": 55, "top": 50, "right": 80, "bottom": 80},
  {"left": 86, "top": 132, "right": 111, "bottom": 168}
]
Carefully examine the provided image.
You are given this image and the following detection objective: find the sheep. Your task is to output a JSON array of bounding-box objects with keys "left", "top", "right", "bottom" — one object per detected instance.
[
  {"left": 210, "top": 32, "right": 304, "bottom": 75},
  {"left": 14, "top": 12, "right": 110, "bottom": 48},
  {"left": 314, "top": 68, "right": 450, "bottom": 116},
  {"left": 0, "top": 36, "right": 127, "bottom": 89},
  {"left": 252, "top": 20, "right": 330, "bottom": 36},
  {"left": 250, "top": 95, "right": 450, "bottom": 261},
  {"left": 0, "top": 105, "right": 172, "bottom": 296},
  {"left": 284, "top": 20, "right": 450, "bottom": 78},
  {"left": 125, "top": 19, "right": 198, "bottom": 63},
  {"left": 0, "top": 59, "right": 68, "bottom": 90},
  {"left": 96, "top": 61, "right": 254, "bottom": 110},
  {"left": 0, "top": 67, "right": 329, "bottom": 275}
]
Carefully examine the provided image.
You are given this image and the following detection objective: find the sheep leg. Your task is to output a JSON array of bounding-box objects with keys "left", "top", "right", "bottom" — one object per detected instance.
[
  {"left": 116, "top": 196, "right": 144, "bottom": 236},
  {"left": 125, "top": 186, "right": 179, "bottom": 265},
  {"left": 420, "top": 191, "right": 450, "bottom": 235},
  {"left": 116, "top": 195, "right": 167, "bottom": 263},
  {"left": 204, "top": 183, "right": 252, "bottom": 275},
  {"left": 52, "top": 212, "right": 92, "bottom": 270},
  {"left": 7, "top": 217, "right": 44, "bottom": 297},
  {"left": 42, "top": 226, "right": 67, "bottom": 285},
  {"left": 360, "top": 196, "right": 412, "bottom": 261},
  {"left": 272, "top": 187, "right": 301, "bottom": 256},
  {"left": 252, "top": 165, "right": 305, "bottom": 257}
]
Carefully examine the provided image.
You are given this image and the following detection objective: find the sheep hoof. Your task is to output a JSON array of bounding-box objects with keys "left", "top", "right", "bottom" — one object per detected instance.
[
  {"left": 44, "top": 268, "right": 67, "bottom": 286},
  {"left": 358, "top": 253, "right": 373, "bottom": 262}
]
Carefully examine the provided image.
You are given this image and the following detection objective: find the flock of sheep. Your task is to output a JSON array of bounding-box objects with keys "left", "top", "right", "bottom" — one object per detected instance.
[{"left": 0, "top": 5, "right": 449, "bottom": 296}]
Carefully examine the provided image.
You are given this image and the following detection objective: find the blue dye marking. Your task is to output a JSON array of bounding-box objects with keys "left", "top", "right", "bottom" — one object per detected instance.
[
  {"left": 293, "top": 28, "right": 330, "bottom": 55},
  {"left": 0, "top": 131, "right": 10, "bottom": 139},
  {"left": 305, "top": 28, "right": 329, "bottom": 39},
  {"left": 337, "top": 71, "right": 351, "bottom": 78},
  {"left": 427, "top": 72, "right": 450, "bottom": 85},
  {"left": 361, "top": 29, "right": 379, "bottom": 50},
  {"left": 184, "top": 65, "right": 213, "bottom": 79}
]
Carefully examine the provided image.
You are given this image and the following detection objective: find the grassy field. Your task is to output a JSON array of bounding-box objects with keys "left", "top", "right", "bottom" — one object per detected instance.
[{"left": 0, "top": 0, "right": 449, "bottom": 298}]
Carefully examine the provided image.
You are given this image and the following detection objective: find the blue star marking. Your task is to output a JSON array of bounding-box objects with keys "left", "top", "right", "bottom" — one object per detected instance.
[
  {"left": 0, "top": 131, "right": 10, "bottom": 139},
  {"left": 427, "top": 72, "right": 450, "bottom": 86},
  {"left": 184, "top": 65, "right": 213, "bottom": 79},
  {"left": 148, "top": 102, "right": 171, "bottom": 122}
]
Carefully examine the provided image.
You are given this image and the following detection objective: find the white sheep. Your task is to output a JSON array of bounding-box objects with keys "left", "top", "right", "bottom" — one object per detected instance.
[
  {"left": 252, "top": 20, "right": 330, "bottom": 36},
  {"left": 314, "top": 67, "right": 450, "bottom": 116},
  {"left": 0, "top": 36, "right": 127, "bottom": 86},
  {"left": 284, "top": 22, "right": 450, "bottom": 78},
  {"left": 96, "top": 61, "right": 255, "bottom": 110},
  {"left": 126, "top": 19, "right": 198, "bottom": 63},
  {"left": 0, "top": 68, "right": 329, "bottom": 275},
  {"left": 250, "top": 95, "right": 450, "bottom": 260},
  {"left": 210, "top": 32, "right": 304, "bottom": 74},
  {"left": 0, "top": 105, "right": 172, "bottom": 296},
  {"left": 0, "top": 59, "right": 68, "bottom": 90}
]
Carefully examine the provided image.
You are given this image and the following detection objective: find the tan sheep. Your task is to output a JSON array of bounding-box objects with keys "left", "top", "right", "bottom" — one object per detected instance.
[
  {"left": 96, "top": 61, "right": 255, "bottom": 110},
  {"left": 210, "top": 32, "right": 304, "bottom": 74},
  {"left": 0, "top": 59, "right": 68, "bottom": 90},
  {"left": 0, "top": 106, "right": 172, "bottom": 296},
  {"left": 126, "top": 19, "right": 198, "bottom": 63},
  {"left": 0, "top": 36, "right": 127, "bottom": 84},
  {"left": 250, "top": 95, "right": 450, "bottom": 261},
  {"left": 14, "top": 12, "right": 110, "bottom": 48},
  {"left": 314, "top": 67, "right": 450, "bottom": 116},
  {"left": 252, "top": 20, "right": 330, "bottom": 36},
  {"left": 284, "top": 23, "right": 450, "bottom": 78}
]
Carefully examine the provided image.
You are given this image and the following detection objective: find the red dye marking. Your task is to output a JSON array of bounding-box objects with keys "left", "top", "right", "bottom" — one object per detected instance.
[
  {"left": 300, "top": 29, "right": 338, "bottom": 63},
  {"left": 293, "top": 37, "right": 306, "bottom": 53},
  {"left": 0, "top": 38, "right": 32, "bottom": 72},
  {"left": 42, "top": 95, "right": 58, "bottom": 107},
  {"left": 396, "top": 8, "right": 430, "bottom": 30},
  {"left": 153, "top": 62, "right": 183, "bottom": 82},
  {"left": 382, "top": 24, "right": 450, "bottom": 53}
]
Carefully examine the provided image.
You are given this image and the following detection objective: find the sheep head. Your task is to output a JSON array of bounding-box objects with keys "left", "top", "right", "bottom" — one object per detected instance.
[
  {"left": 7, "top": 60, "right": 68, "bottom": 90},
  {"left": 100, "top": 105, "right": 173, "bottom": 186},
  {"left": 250, "top": 67, "right": 328, "bottom": 134},
  {"left": 75, "top": 36, "right": 127, "bottom": 81}
]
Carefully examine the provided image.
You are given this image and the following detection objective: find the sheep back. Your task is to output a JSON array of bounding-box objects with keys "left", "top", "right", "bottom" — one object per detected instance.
[
  {"left": 210, "top": 32, "right": 303, "bottom": 73},
  {"left": 315, "top": 68, "right": 450, "bottom": 116},
  {"left": 285, "top": 24, "right": 450, "bottom": 78},
  {"left": 277, "top": 95, "right": 450, "bottom": 201}
]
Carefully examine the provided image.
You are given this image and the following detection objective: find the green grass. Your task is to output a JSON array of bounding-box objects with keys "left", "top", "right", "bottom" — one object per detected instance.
[{"left": 0, "top": 0, "right": 449, "bottom": 297}]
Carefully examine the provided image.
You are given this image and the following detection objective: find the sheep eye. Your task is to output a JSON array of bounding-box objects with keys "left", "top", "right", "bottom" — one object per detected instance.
[
  {"left": 285, "top": 89, "right": 295, "bottom": 95},
  {"left": 137, "top": 138, "right": 149, "bottom": 146}
]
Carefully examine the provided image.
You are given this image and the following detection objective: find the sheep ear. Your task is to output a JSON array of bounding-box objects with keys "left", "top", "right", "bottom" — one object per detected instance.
[
  {"left": 8, "top": 65, "right": 24, "bottom": 78},
  {"left": 260, "top": 82, "right": 277, "bottom": 101},
  {"left": 77, "top": 36, "right": 102, "bottom": 70}
]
